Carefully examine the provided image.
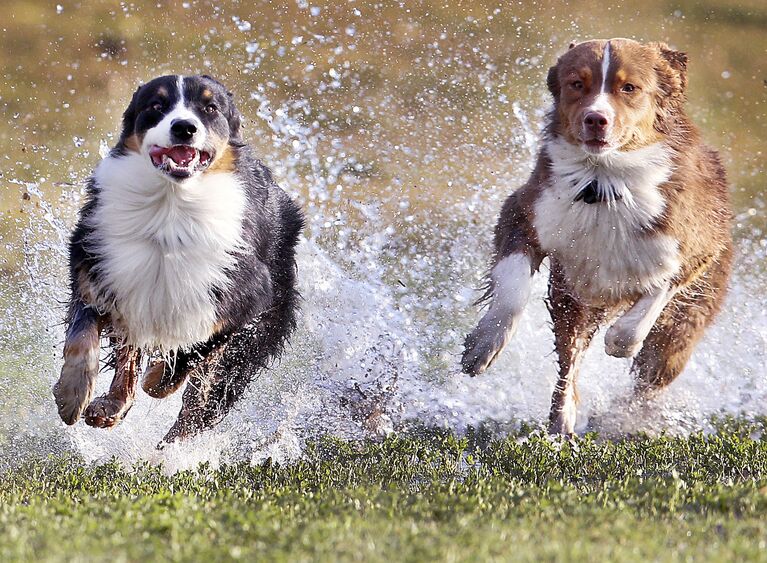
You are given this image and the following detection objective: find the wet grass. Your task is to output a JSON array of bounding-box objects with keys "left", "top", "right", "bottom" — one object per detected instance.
[{"left": 3, "top": 428, "right": 767, "bottom": 561}]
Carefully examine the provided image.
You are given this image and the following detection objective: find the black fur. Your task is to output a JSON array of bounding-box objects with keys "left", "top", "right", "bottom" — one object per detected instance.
[{"left": 61, "top": 75, "right": 304, "bottom": 441}]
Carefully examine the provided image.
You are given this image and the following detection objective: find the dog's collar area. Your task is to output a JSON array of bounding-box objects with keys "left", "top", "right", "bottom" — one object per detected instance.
[{"left": 573, "top": 179, "right": 622, "bottom": 204}]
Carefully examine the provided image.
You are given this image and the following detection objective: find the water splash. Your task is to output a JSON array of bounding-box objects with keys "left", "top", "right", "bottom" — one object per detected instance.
[{"left": 1, "top": 12, "right": 766, "bottom": 470}]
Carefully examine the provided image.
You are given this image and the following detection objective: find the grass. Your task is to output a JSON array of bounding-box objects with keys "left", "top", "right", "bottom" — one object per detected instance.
[
  {"left": 3, "top": 427, "right": 767, "bottom": 561},
  {"left": 1, "top": 2, "right": 766, "bottom": 559}
]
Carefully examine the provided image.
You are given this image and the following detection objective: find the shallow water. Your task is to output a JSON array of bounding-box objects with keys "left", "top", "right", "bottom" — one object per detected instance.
[{"left": 1, "top": 0, "right": 765, "bottom": 469}]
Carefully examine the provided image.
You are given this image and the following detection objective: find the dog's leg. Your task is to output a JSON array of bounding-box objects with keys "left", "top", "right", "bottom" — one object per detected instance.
[
  {"left": 632, "top": 252, "right": 731, "bottom": 395},
  {"left": 605, "top": 283, "right": 676, "bottom": 358},
  {"left": 83, "top": 343, "right": 141, "bottom": 428},
  {"left": 462, "top": 253, "right": 535, "bottom": 375},
  {"left": 462, "top": 188, "right": 542, "bottom": 375},
  {"left": 162, "top": 300, "right": 297, "bottom": 443},
  {"left": 547, "top": 263, "right": 603, "bottom": 436},
  {"left": 53, "top": 302, "right": 102, "bottom": 425},
  {"left": 142, "top": 337, "right": 225, "bottom": 399}
]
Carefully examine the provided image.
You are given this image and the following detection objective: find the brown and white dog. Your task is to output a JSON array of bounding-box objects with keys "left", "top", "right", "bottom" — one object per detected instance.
[{"left": 461, "top": 39, "right": 733, "bottom": 435}]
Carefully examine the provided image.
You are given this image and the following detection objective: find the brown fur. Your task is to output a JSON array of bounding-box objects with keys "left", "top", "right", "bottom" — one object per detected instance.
[
  {"left": 122, "top": 134, "right": 141, "bottom": 153},
  {"left": 465, "top": 39, "right": 733, "bottom": 434},
  {"left": 207, "top": 145, "right": 236, "bottom": 173},
  {"left": 83, "top": 345, "right": 141, "bottom": 428},
  {"left": 142, "top": 361, "right": 183, "bottom": 399}
]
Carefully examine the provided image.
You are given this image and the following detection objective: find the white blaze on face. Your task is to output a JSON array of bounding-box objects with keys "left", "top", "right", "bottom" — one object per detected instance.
[
  {"left": 599, "top": 40, "right": 612, "bottom": 94},
  {"left": 141, "top": 75, "right": 207, "bottom": 152},
  {"left": 584, "top": 41, "right": 615, "bottom": 133}
]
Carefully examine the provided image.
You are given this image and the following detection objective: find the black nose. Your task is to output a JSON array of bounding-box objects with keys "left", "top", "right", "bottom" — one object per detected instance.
[
  {"left": 170, "top": 119, "right": 197, "bottom": 141},
  {"left": 583, "top": 112, "right": 609, "bottom": 133}
]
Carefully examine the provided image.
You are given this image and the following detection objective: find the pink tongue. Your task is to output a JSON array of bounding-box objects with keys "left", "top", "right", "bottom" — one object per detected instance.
[
  {"left": 149, "top": 145, "right": 197, "bottom": 166},
  {"left": 167, "top": 146, "right": 197, "bottom": 166}
]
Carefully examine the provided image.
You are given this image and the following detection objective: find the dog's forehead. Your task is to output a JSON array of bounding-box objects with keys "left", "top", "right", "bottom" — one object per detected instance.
[
  {"left": 137, "top": 75, "right": 180, "bottom": 99},
  {"left": 556, "top": 40, "right": 605, "bottom": 73},
  {"left": 557, "top": 39, "right": 655, "bottom": 74},
  {"left": 184, "top": 75, "right": 230, "bottom": 100}
]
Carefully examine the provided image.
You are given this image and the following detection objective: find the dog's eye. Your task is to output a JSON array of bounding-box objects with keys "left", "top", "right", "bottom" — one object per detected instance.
[
  {"left": 204, "top": 104, "right": 218, "bottom": 115},
  {"left": 150, "top": 101, "right": 163, "bottom": 112},
  {"left": 570, "top": 80, "right": 584, "bottom": 91},
  {"left": 621, "top": 83, "right": 636, "bottom": 93}
]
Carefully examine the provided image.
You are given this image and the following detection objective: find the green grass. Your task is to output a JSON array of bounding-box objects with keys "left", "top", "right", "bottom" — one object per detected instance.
[{"left": 3, "top": 428, "right": 767, "bottom": 561}]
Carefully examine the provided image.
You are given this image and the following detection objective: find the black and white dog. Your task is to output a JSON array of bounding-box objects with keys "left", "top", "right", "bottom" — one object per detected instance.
[{"left": 52, "top": 75, "right": 303, "bottom": 442}]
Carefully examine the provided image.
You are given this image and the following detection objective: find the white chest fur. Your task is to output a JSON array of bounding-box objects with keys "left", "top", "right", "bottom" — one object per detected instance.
[
  {"left": 88, "top": 153, "right": 247, "bottom": 351},
  {"left": 533, "top": 139, "right": 680, "bottom": 301}
]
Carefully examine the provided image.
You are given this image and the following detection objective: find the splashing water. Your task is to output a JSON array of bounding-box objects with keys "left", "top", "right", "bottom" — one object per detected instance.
[{"left": 1, "top": 2, "right": 766, "bottom": 471}]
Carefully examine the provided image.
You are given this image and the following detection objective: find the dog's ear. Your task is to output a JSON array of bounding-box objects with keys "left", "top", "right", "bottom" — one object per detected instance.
[
  {"left": 651, "top": 42, "right": 688, "bottom": 133},
  {"left": 113, "top": 84, "right": 143, "bottom": 153},
  {"left": 546, "top": 64, "right": 561, "bottom": 100},
  {"left": 120, "top": 85, "right": 141, "bottom": 138},
  {"left": 653, "top": 42, "right": 688, "bottom": 93},
  {"left": 226, "top": 90, "right": 245, "bottom": 147},
  {"left": 650, "top": 43, "right": 688, "bottom": 99}
]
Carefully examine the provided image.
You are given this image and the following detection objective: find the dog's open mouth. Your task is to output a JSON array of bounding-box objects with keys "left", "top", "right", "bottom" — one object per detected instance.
[
  {"left": 149, "top": 145, "right": 212, "bottom": 179},
  {"left": 583, "top": 139, "right": 611, "bottom": 153}
]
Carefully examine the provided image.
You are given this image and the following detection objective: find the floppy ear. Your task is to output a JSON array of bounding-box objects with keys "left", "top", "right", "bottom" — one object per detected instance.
[
  {"left": 112, "top": 85, "right": 143, "bottom": 153},
  {"left": 119, "top": 85, "right": 141, "bottom": 139},
  {"left": 226, "top": 91, "right": 245, "bottom": 147},
  {"left": 650, "top": 43, "right": 688, "bottom": 133},
  {"left": 651, "top": 42, "right": 688, "bottom": 98},
  {"left": 656, "top": 42, "right": 688, "bottom": 92},
  {"left": 546, "top": 65, "right": 561, "bottom": 100}
]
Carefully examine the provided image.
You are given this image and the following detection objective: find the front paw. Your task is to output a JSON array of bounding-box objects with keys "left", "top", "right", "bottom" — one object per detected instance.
[
  {"left": 548, "top": 405, "right": 577, "bottom": 436},
  {"left": 604, "top": 324, "right": 643, "bottom": 358},
  {"left": 83, "top": 395, "right": 133, "bottom": 428},
  {"left": 53, "top": 348, "right": 99, "bottom": 425},
  {"left": 142, "top": 361, "right": 187, "bottom": 398},
  {"left": 461, "top": 318, "right": 513, "bottom": 376}
]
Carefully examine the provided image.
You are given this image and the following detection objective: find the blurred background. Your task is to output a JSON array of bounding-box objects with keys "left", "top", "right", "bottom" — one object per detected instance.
[{"left": 0, "top": 0, "right": 765, "bottom": 466}]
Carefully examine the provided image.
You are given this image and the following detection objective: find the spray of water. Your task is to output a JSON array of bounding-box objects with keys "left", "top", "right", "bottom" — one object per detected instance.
[{"left": 1, "top": 7, "right": 765, "bottom": 471}]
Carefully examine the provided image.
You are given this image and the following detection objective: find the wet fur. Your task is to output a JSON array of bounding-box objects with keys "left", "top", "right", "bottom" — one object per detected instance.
[
  {"left": 462, "top": 39, "right": 733, "bottom": 434},
  {"left": 53, "top": 75, "right": 304, "bottom": 442}
]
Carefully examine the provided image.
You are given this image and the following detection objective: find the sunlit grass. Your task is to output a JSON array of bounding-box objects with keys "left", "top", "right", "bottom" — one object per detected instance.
[{"left": 3, "top": 428, "right": 767, "bottom": 561}]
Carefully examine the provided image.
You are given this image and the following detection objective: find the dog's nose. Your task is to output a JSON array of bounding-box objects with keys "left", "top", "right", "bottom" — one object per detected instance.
[
  {"left": 170, "top": 119, "right": 197, "bottom": 141},
  {"left": 583, "top": 112, "right": 609, "bottom": 133}
]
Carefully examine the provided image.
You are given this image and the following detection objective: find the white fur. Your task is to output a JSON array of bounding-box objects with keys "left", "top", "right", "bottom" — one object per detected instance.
[
  {"left": 605, "top": 283, "right": 676, "bottom": 357},
  {"left": 464, "top": 254, "right": 533, "bottom": 373},
  {"left": 586, "top": 93, "right": 615, "bottom": 127},
  {"left": 88, "top": 151, "right": 247, "bottom": 351},
  {"left": 534, "top": 138, "right": 680, "bottom": 301},
  {"left": 491, "top": 253, "right": 533, "bottom": 317},
  {"left": 581, "top": 42, "right": 616, "bottom": 155},
  {"left": 141, "top": 76, "right": 207, "bottom": 154},
  {"left": 53, "top": 329, "right": 100, "bottom": 424},
  {"left": 599, "top": 41, "right": 611, "bottom": 94},
  {"left": 548, "top": 352, "right": 583, "bottom": 435}
]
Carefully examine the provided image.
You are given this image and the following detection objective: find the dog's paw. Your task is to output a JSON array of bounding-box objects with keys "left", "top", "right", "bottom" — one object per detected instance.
[
  {"left": 604, "top": 323, "right": 643, "bottom": 358},
  {"left": 461, "top": 318, "right": 513, "bottom": 376},
  {"left": 53, "top": 344, "right": 100, "bottom": 425},
  {"left": 548, "top": 390, "right": 578, "bottom": 436},
  {"left": 142, "top": 361, "right": 187, "bottom": 398},
  {"left": 548, "top": 408, "right": 577, "bottom": 436},
  {"left": 83, "top": 395, "right": 133, "bottom": 428}
]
